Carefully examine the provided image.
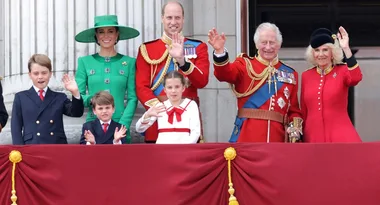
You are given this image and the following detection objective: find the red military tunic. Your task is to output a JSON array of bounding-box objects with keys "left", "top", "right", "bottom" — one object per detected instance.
[
  {"left": 301, "top": 61, "right": 362, "bottom": 142},
  {"left": 214, "top": 53, "right": 302, "bottom": 142},
  {"left": 136, "top": 34, "right": 209, "bottom": 142}
]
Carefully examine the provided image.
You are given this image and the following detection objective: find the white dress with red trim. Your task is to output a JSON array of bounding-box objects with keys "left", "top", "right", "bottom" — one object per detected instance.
[{"left": 135, "top": 98, "right": 200, "bottom": 144}]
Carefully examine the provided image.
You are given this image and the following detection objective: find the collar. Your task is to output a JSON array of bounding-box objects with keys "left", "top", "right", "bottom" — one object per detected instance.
[
  {"left": 161, "top": 32, "right": 184, "bottom": 45},
  {"left": 33, "top": 86, "right": 48, "bottom": 93},
  {"left": 99, "top": 119, "right": 112, "bottom": 125},
  {"left": 316, "top": 65, "right": 334, "bottom": 75},
  {"left": 255, "top": 53, "right": 279, "bottom": 66}
]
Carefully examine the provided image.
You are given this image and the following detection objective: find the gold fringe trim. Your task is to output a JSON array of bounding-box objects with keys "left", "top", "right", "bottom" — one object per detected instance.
[
  {"left": 224, "top": 147, "right": 239, "bottom": 205},
  {"left": 9, "top": 150, "right": 22, "bottom": 205}
]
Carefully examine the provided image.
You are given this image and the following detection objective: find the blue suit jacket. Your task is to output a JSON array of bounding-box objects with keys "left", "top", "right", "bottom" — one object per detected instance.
[
  {"left": 80, "top": 119, "right": 126, "bottom": 144},
  {"left": 11, "top": 87, "right": 84, "bottom": 145}
]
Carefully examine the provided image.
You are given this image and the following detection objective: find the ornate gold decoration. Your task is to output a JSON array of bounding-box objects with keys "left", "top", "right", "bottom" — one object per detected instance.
[
  {"left": 316, "top": 65, "right": 334, "bottom": 75},
  {"left": 224, "top": 147, "right": 239, "bottom": 205},
  {"left": 288, "top": 117, "right": 303, "bottom": 143},
  {"left": 151, "top": 55, "right": 173, "bottom": 91},
  {"left": 140, "top": 44, "right": 169, "bottom": 66},
  {"left": 144, "top": 98, "right": 161, "bottom": 108},
  {"left": 230, "top": 57, "right": 269, "bottom": 98},
  {"left": 9, "top": 150, "right": 22, "bottom": 205}
]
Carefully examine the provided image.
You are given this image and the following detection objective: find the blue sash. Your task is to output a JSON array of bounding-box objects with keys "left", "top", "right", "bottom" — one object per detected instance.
[
  {"left": 152, "top": 39, "right": 201, "bottom": 96},
  {"left": 229, "top": 64, "right": 294, "bottom": 142}
]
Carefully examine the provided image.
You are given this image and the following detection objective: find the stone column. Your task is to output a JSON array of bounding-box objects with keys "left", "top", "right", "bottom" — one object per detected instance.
[
  {"left": 0, "top": 0, "right": 162, "bottom": 144},
  {"left": 189, "top": 0, "right": 239, "bottom": 142}
]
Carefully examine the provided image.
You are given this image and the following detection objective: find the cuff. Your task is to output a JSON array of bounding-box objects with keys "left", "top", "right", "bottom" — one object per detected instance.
[
  {"left": 113, "top": 139, "right": 122, "bottom": 145},
  {"left": 346, "top": 56, "right": 359, "bottom": 70},
  {"left": 213, "top": 50, "right": 229, "bottom": 66},
  {"left": 144, "top": 98, "right": 160, "bottom": 108},
  {"left": 180, "top": 61, "right": 195, "bottom": 75},
  {"left": 86, "top": 141, "right": 96, "bottom": 145}
]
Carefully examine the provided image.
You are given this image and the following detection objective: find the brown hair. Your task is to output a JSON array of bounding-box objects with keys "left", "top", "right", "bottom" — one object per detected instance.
[
  {"left": 28, "top": 54, "right": 52, "bottom": 72},
  {"left": 163, "top": 70, "right": 187, "bottom": 87},
  {"left": 161, "top": 1, "right": 184, "bottom": 17},
  {"left": 91, "top": 91, "right": 115, "bottom": 109}
]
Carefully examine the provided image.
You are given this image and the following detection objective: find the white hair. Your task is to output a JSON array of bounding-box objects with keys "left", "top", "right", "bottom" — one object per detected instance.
[
  {"left": 253, "top": 22, "right": 283, "bottom": 46},
  {"left": 305, "top": 39, "right": 344, "bottom": 66}
]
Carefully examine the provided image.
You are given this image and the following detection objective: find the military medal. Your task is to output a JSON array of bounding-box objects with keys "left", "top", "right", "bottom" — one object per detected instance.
[
  {"left": 184, "top": 44, "right": 197, "bottom": 59},
  {"left": 277, "top": 97, "right": 286, "bottom": 109},
  {"left": 284, "top": 86, "right": 290, "bottom": 99}
]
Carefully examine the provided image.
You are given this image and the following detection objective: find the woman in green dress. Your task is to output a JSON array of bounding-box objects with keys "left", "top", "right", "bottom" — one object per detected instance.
[{"left": 75, "top": 15, "right": 139, "bottom": 143}]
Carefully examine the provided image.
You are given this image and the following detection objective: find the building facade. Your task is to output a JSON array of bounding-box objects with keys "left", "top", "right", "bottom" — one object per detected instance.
[{"left": 1, "top": 0, "right": 380, "bottom": 143}]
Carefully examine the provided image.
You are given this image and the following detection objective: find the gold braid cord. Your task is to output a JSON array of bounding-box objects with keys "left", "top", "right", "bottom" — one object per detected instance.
[
  {"left": 9, "top": 150, "right": 22, "bottom": 205},
  {"left": 151, "top": 56, "right": 172, "bottom": 91},
  {"left": 230, "top": 57, "right": 270, "bottom": 98},
  {"left": 139, "top": 44, "right": 171, "bottom": 91},
  {"left": 224, "top": 147, "right": 239, "bottom": 205}
]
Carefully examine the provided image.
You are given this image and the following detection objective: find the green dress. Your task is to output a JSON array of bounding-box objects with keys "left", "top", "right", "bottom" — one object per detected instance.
[{"left": 75, "top": 53, "right": 137, "bottom": 143}]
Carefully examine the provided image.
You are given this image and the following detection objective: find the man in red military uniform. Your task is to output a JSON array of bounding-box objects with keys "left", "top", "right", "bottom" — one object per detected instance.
[
  {"left": 136, "top": 1, "right": 209, "bottom": 143},
  {"left": 208, "top": 23, "right": 302, "bottom": 143}
]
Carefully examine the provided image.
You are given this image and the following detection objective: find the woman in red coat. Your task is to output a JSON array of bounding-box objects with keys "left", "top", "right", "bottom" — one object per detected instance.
[{"left": 301, "top": 27, "right": 362, "bottom": 142}]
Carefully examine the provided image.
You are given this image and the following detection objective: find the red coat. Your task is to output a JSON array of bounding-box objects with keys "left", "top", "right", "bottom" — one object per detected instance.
[
  {"left": 136, "top": 37, "right": 209, "bottom": 142},
  {"left": 214, "top": 53, "right": 302, "bottom": 142},
  {"left": 301, "top": 64, "right": 362, "bottom": 142}
]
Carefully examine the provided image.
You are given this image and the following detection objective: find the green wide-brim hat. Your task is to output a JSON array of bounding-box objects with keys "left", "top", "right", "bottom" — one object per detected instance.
[{"left": 75, "top": 15, "right": 140, "bottom": 43}]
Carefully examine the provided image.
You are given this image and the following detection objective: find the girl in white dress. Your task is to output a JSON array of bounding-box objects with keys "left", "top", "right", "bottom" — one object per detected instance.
[{"left": 135, "top": 71, "right": 201, "bottom": 144}]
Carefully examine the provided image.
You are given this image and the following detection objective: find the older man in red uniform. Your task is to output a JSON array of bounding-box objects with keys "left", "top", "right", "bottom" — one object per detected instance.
[
  {"left": 208, "top": 23, "right": 302, "bottom": 143},
  {"left": 136, "top": 1, "right": 209, "bottom": 143}
]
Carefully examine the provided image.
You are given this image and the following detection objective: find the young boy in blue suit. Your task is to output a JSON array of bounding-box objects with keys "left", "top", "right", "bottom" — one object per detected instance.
[
  {"left": 80, "top": 91, "right": 127, "bottom": 145},
  {"left": 11, "top": 54, "right": 84, "bottom": 144}
]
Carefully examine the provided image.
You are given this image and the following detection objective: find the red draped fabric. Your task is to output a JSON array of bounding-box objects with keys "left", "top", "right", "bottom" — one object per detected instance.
[{"left": 0, "top": 143, "right": 380, "bottom": 205}]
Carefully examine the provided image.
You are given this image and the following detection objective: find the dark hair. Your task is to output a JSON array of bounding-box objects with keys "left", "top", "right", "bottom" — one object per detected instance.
[
  {"left": 163, "top": 70, "right": 187, "bottom": 87},
  {"left": 161, "top": 1, "right": 184, "bottom": 17},
  {"left": 91, "top": 91, "right": 115, "bottom": 109},
  {"left": 94, "top": 27, "right": 120, "bottom": 45},
  {"left": 28, "top": 54, "right": 52, "bottom": 72}
]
